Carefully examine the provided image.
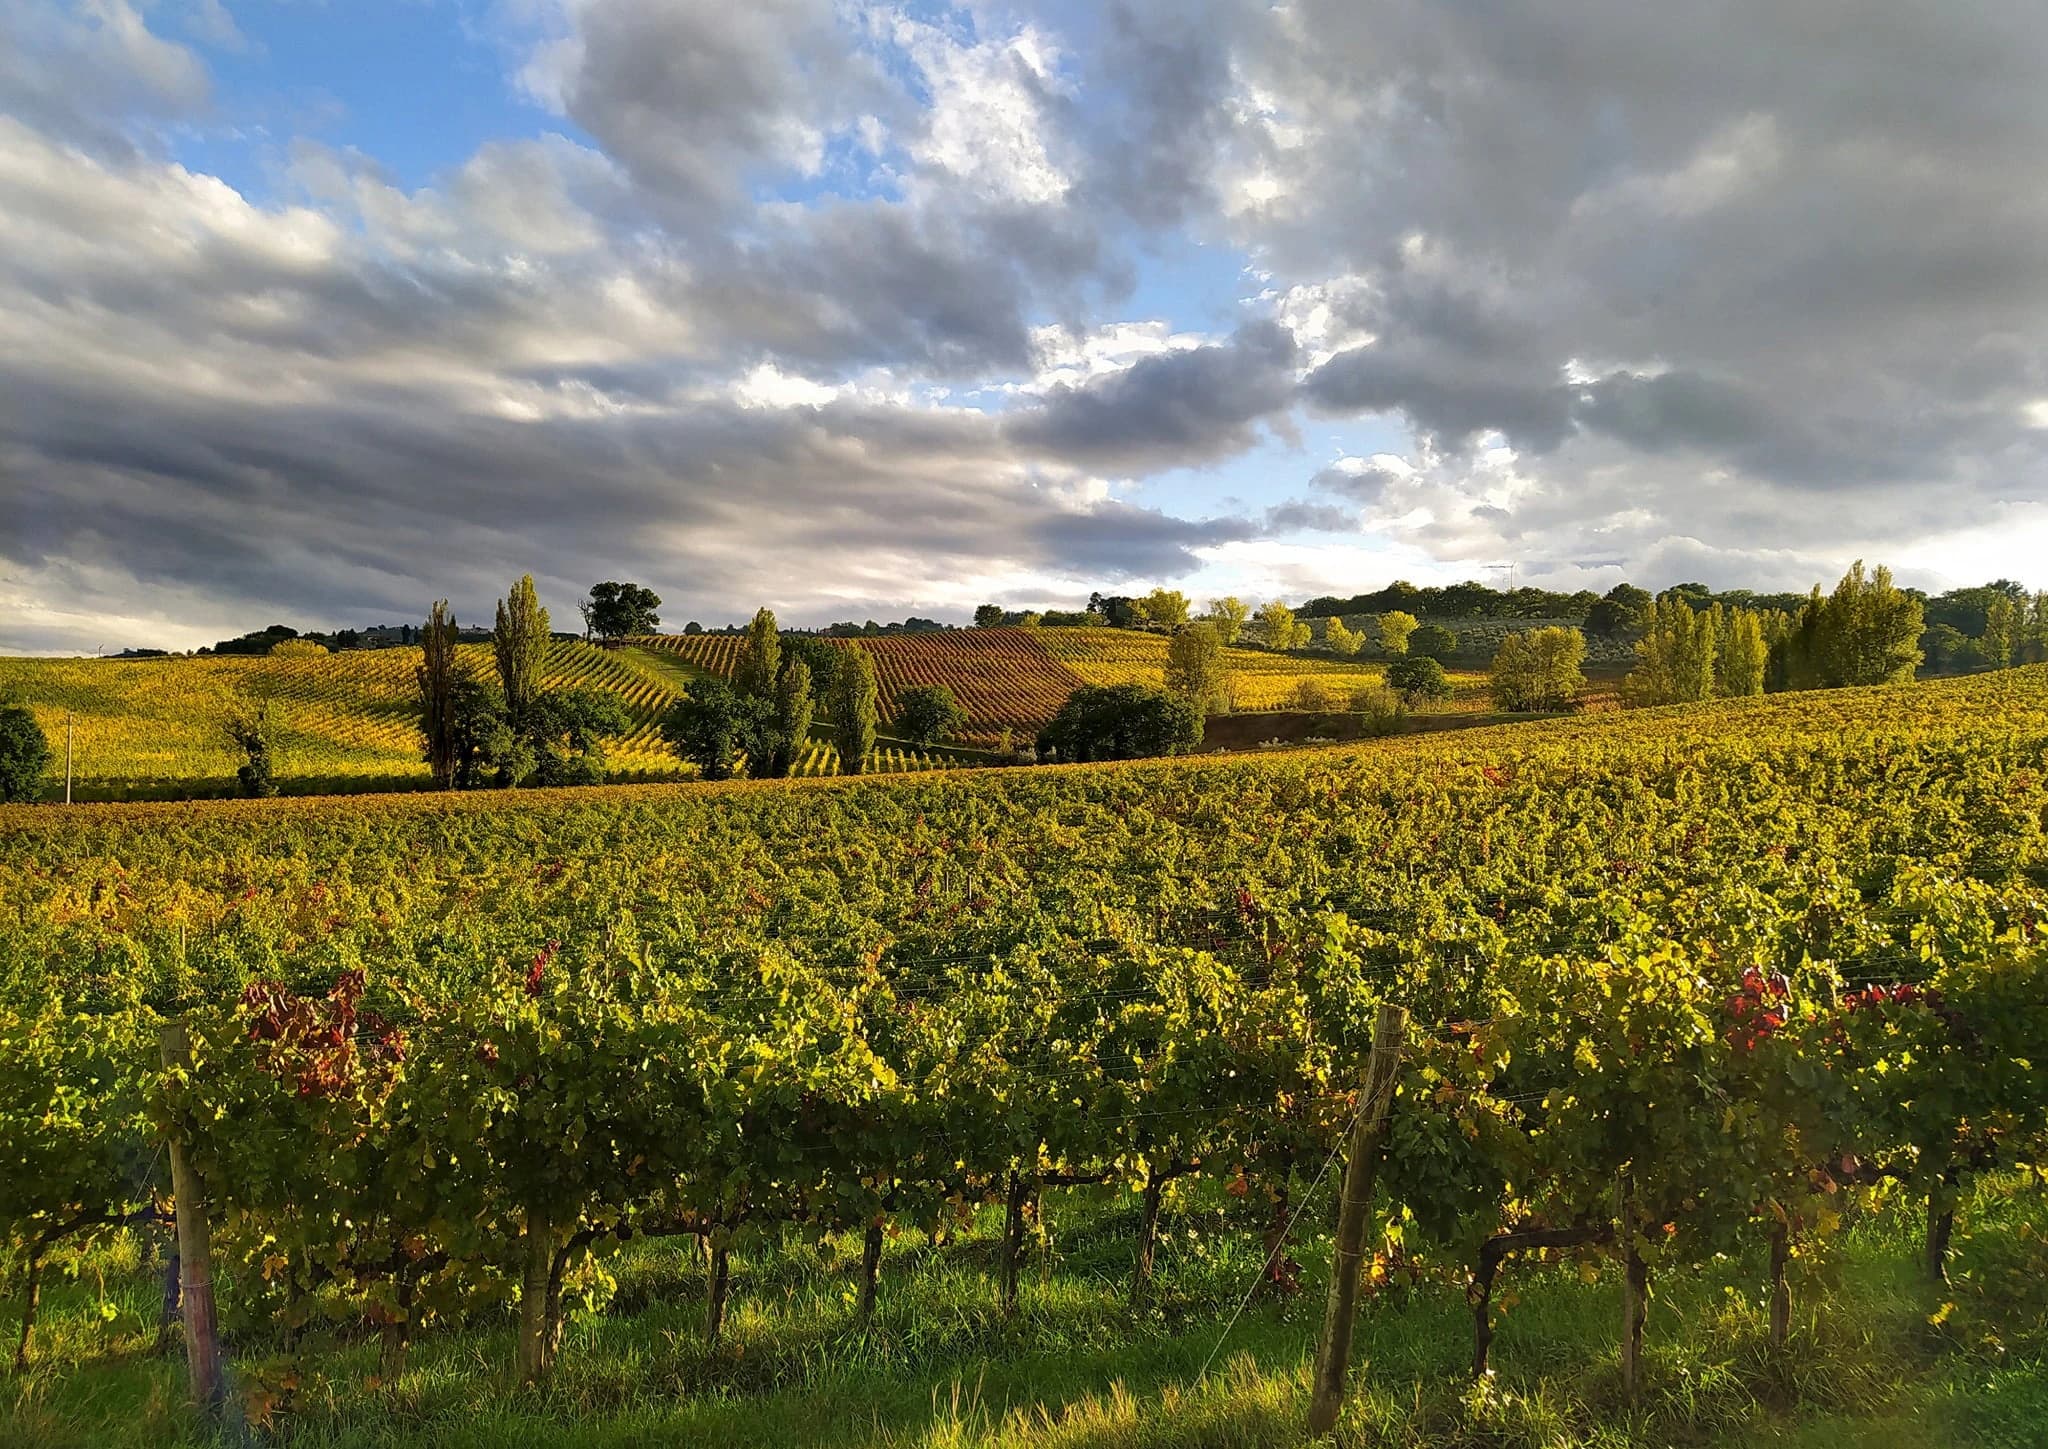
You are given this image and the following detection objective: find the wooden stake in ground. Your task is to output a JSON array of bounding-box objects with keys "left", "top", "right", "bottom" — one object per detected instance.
[
  {"left": 160, "top": 1022, "right": 228, "bottom": 1418},
  {"left": 1306, "top": 1001, "right": 1406, "bottom": 1438},
  {"left": 1618, "top": 1171, "right": 1646, "bottom": 1401}
]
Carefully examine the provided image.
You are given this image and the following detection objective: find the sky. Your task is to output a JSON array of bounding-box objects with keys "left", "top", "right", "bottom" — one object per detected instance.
[{"left": 5, "top": 1, "right": 2048, "bottom": 653}]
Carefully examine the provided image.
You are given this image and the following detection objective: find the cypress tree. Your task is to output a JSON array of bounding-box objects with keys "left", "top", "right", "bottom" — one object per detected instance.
[
  {"left": 771, "top": 658, "right": 814, "bottom": 776},
  {"left": 830, "top": 643, "right": 878, "bottom": 775},
  {"left": 417, "top": 601, "right": 461, "bottom": 788}
]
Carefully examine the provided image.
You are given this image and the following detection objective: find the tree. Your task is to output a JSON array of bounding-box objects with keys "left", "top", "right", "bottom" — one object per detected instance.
[
  {"left": 1163, "top": 622, "right": 1233, "bottom": 716},
  {"left": 1490, "top": 627, "right": 1586, "bottom": 712},
  {"left": 268, "top": 638, "right": 328, "bottom": 658},
  {"left": 582, "top": 582, "right": 662, "bottom": 641},
  {"left": 1587, "top": 584, "right": 1652, "bottom": 640},
  {"left": 0, "top": 705, "right": 51, "bottom": 803},
  {"left": 768, "top": 659, "right": 815, "bottom": 776},
  {"left": 1623, "top": 597, "right": 1718, "bottom": 707},
  {"left": 224, "top": 701, "right": 279, "bottom": 798},
  {"left": 894, "top": 683, "right": 967, "bottom": 745},
  {"left": 1717, "top": 608, "right": 1768, "bottom": 697},
  {"left": 1386, "top": 655, "right": 1451, "bottom": 704},
  {"left": 1980, "top": 595, "right": 2019, "bottom": 670},
  {"left": 417, "top": 601, "right": 463, "bottom": 790},
  {"left": 660, "top": 679, "right": 771, "bottom": 782},
  {"left": 1204, "top": 597, "right": 1250, "bottom": 644},
  {"left": 973, "top": 604, "right": 1006, "bottom": 629},
  {"left": 1254, "top": 599, "right": 1310, "bottom": 650},
  {"left": 1814, "top": 561, "right": 1923, "bottom": 687},
  {"left": 1323, "top": 617, "right": 1363, "bottom": 657},
  {"left": 1409, "top": 623, "right": 1458, "bottom": 661},
  {"left": 734, "top": 608, "right": 782, "bottom": 700},
  {"left": 782, "top": 636, "right": 841, "bottom": 697},
  {"left": 526, "top": 688, "right": 630, "bottom": 786},
  {"left": 448, "top": 676, "right": 513, "bottom": 789},
  {"left": 1377, "top": 611, "right": 1419, "bottom": 655},
  {"left": 830, "top": 643, "right": 879, "bottom": 774},
  {"left": 1036, "top": 684, "right": 1201, "bottom": 763},
  {"left": 1135, "top": 589, "right": 1191, "bottom": 630},
  {"left": 493, "top": 575, "right": 551, "bottom": 729}
]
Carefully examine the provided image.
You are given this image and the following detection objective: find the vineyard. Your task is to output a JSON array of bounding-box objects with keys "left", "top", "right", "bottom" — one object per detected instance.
[
  {"left": 637, "top": 627, "right": 1483, "bottom": 746},
  {"left": 4, "top": 667, "right": 2047, "bottom": 1445},
  {"left": 0, "top": 644, "right": 975, "bottom": 797}
]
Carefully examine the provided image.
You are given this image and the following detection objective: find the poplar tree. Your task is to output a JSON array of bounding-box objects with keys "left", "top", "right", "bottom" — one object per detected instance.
[
  {"left": 829, "top": 643, "right": 879, "bottom": 774},
  {"left": 770, "top": 658, "right": 814, "bottom": 777},
  {"left": 493, "top": 575, "right": 550, "bottom": 728},
  {"left": 1163, "top": 621, "right": 1233, "bottom": 715},
  {"left": 735, "top": 608, "right": 782, "bottom": 700},
  {"left": 1718, "top": 609, "right": 1768, "bottom": 697},
  {"left": 417, "top": 600, "right": 462, "bottom": 788}
]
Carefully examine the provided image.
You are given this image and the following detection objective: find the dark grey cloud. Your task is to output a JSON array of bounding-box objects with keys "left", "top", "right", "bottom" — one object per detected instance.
[{"left": 1007, "top": 321, "right": 1298, "bottom": 471}]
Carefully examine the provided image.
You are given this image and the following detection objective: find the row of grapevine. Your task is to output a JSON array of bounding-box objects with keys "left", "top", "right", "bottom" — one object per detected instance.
[{"left": 4, "top": 668, "right": 2045, "bottom": 1409}]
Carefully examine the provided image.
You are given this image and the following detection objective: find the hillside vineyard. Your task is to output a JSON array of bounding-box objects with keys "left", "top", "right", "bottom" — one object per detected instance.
[{"left": 4, "top": 666, "right": 2045, "bottom": 1388}]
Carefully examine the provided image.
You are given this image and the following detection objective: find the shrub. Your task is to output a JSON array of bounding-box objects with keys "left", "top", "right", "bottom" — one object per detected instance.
[
  {"left": 0, "top": 706, "right": 51, "bottom": 803},
  {"left": 1036, "top": 684, "right": 1200, "bottom": 763},
  {"left": 1386, "top": 655, "right": 1452, "bottom": 703},
  {"left": 1286, "top": 678, "right": 1342, "bottom": 712},
  {"left": 1350, "top": 684, "right": 1409, "bottom": 737},
  {"left": 894, "top": 684, "right": 968, "bottom": 745},
  {"left": 1409, "top": 623, "right": 1458, "bottom": 661}
]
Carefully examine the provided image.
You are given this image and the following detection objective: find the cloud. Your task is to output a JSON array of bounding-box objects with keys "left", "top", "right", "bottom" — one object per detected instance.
[
  {"left": 1006, "top": 321, "right": 1298, "bottom": 471},
  {"left": 9, "top": 0, "right": 2048, "bottom": 651}
]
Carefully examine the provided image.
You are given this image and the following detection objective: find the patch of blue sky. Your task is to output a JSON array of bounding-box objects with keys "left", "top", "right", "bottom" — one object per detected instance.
[{"left": 165, "top": 0, "right": 565, "bottom": 204}]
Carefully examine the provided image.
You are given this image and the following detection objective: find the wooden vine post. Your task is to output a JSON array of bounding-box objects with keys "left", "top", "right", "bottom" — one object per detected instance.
[
  {"left": 1306, "top": 1001, "right": 1406, "bottom": 1437},
  {"left": 1618, "top": 1171, "right": 1646, "bottom": 1401},
  {"left": 159, "top": 1021, "right": 229, "bottom": 1419}
]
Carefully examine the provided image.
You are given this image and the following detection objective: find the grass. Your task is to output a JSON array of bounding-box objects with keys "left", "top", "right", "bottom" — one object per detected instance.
[{"left": 7, "top": 1176, "right": 2043, "bottom": 1449}]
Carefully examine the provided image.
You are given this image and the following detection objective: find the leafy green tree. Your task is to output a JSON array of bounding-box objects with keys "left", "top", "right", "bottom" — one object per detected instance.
[
  {"left": 1323, "top": 617, "right": 1363, "bottom": 657},
  {"left": 1717, "top": 607, "right": 1768, "bottom": 696},
  {"left": 1134, "top": 588, "right": 1191, "bottom": 629},
  {"left": 581, "top": 582, "right": 661, "bottom": 641},
  {"left": 1385, "top": 654, "right": 1451, "bottom": 703},
  {"left": 1254, "top": 599, "right": 1310, "bottom": 650},
  {"left": 660, "top": 678, "right": 771, "bottom": 781},
  {"left": 734, "top": 608, "right": 782, "bottom": 700},
  {"left": 973, "top": 604, "right": 1006, "bottom": 628},
  {"left": 417, "top": 600, "right": 463, "bottom": 789},
  {"left": 767, "top": 658, "right": 815, "bottom": 776},
  {"left": 268, "top": 638, "right": 328, "bottom": 658},
  {"left": 1623, "top": 597, "right": 1718, "bottom": 706},
  {"left": 224, "top": 701, "right": 280, "bottom": 798},
  {"left": 1035, "top": 684, "right": 1201, "bottom": 762},
  {"left": 1204, "top": 596, "right": 1250, "bottom": 643},
  {"left": 1490, "top": 627, "right": 1586, "bottom": 711},
  {"left": 1163, "top": 621, "right": 1233, "bottom": 715},
  {"left": 493, "top": 575, "right": 551, "bottom": 729},
  {"left": 448, "top": 676, "right": 513, "bottom": 789},
  {"left": 1409, "top": 623, "right": 1458, "bottom": 661},
  {"left": 1587, "top": 583, "right": 1652, "bottom": 640},
  {"left": 0, "top": 705, "right": 51, "bottom": 803},
  {"left": 894, "top": 683, "right": 966, "bottom": 745},
  {"left": 1377, "top": 611, "right": 1419, "bottom": 655},
  {"left": 830, "top": 643, "right": 879, "bottom": 774},
  {"left": 1814, "top": 561, "right": 1923, "bottom": 686},
  {"left": 1980, "top": 595, "right": 2019, "bottom": 670},
  {"left": 527, "top": 688, "right": 630, "bottom": 786},
  {"left": 781, "top": 636, "right": 840, "bottom": 698}
]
